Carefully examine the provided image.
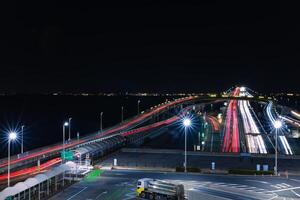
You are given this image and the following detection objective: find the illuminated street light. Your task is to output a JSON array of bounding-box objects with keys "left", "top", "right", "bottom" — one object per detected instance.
[
  {"left": 182, "top": 118, "right": 192, "bottom": 173},
  {"left": 240, "top": 87, "right": 246, "bottom": 92},
  {"left": 274, "top": 119, "right": 282, "bottom": 176},
  {"left": 62, "top": 122, "right": 69, "bottom": 157},
  {"left": 9, "top": 132, "right": 17, "bottom": 140},
  {"left": 62, "top": 121, "right": 69, "bottom": 187},
  {"left": 8, "top": 131, "right": 17, "bottom": 187},
  {"left": 183, "top": 118, "right": 191, "bottom": 127},
  {"left": 274, "top": 120, "right": 282, "bottom": 129}
]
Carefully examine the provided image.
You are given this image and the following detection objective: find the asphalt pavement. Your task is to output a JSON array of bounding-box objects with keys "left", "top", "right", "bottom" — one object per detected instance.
[{"left": 50, "top": 169, "right": 300, "bottom": 200}]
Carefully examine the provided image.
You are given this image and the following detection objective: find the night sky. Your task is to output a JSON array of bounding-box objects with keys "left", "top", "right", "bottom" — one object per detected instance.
[{"left": 1, "top": 1, "right": 299, "bottom": 93}]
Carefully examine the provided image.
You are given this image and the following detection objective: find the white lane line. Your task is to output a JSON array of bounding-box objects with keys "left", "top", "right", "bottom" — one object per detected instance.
[
  {"left": 281, "top": 183, "right": 291, "bottom": 187},
  {"left": 270, "top": 186, "right": 300, "bottom": 193},
  {"left": 267, "top": 194, "right": 279, "bottom": 200},
  {"left": 291, "top": 190, "right": 300, "bottom": 197},
  {"left": 291, "top": 179, "right": 300, "bottom": 183},
  {"left": 246, "top": 180, "right": 269, "bottom": 184},
  {"left": 235, "top": 185, "right": 248, "bottom": 188},
  {"left": 95, "top": 191, "right": 108, "bottom": 199},
  {"left": 66, "top": 187, "right": 88, "bottom": 200}
]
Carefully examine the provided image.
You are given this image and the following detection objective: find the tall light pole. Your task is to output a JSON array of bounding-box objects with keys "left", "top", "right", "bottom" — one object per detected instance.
[
  {"left": 121, "top": 106, "right": 124, "bottom": 122},
  {"left": 21, "top": 125, "right": 25, "bottom": 154},
  {"left": 8, "top": 132, "right": 17, "bottom": 187},
  {"left": 68, "top": 118, "right": 72, "bottom": 141},
  {"left": 274, "top": 120, "right": 282, "bottom": 176},
  {"left": 62, "top": 121, "right": 69, "bottom": 188},
  {"left": 137, "top": 100, "right": 141, "bottom": 115},
  {"left": 183, "top": 118, "right": 191, "bottom": 173},
  {"left": 100, "top": 112, "right": 103, "bottom": 134},
  {"left": 62, "top": 122, "right": 69, "bottom": 163}
]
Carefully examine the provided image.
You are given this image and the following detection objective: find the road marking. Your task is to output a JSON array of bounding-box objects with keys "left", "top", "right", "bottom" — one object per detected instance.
[
  {"left": 281, "top": 183, "right": 291, "bottom": 187},
  {"left": 227, "top": 183, "right": 239, "bottom": 186},
  {"left": 291, "top": 190, "right": 300, "bottom": 197},
  {"left": 95, "top": 191, "right": 107, "bottom": 199},
  {"left": 196, "top": 185, "right": 272, "bottom": 200},
  {"left": 267, "top": 194, "right": 279, "bottom": 200},
  {"left": 291, "top": 179, "right": 300, "bottom": 183},
  {"left": 122, "top": 188, "right": 136, "bottom": 200},
  {"left": 235, "top": 185, "right": 248, "bottom": 187},
  {"left": 269, "top": 186, "right": 300, "bottom": 193},
  {"left": 66, "top": 187, "right": 88, "bottom": 200},
  {"left": 246, "top": 180, "right": 269, "bottom": 184}
]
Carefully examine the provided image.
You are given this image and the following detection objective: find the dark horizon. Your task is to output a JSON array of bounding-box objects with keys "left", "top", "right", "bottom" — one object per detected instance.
[{"left": 1, "top": 2, "right": 299, "bottom": 93}]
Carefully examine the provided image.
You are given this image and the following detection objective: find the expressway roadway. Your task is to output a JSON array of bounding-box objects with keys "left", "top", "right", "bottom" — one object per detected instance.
[
  {"left": 0, "top": 98, "right": 195, "bottom": 182},
  {"left": 239, "top": 100, "right": 267, "bottom": 154},
  {"left": 222, "top": 87, "right": 240, "bottom": 153},
  {"left": 50, "top": 169, "right": 300, "bottom": 200},
  {"left": 0, "top": 97, "right": 196, "bottom": 171},
  {"left": 222, "top": 87, "right": 271, "bottom": 155}
]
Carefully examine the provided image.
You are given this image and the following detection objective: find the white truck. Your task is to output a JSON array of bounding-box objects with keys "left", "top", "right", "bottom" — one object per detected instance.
[{"left": 136, "top": 178, "right": 185, "bottom": 200}]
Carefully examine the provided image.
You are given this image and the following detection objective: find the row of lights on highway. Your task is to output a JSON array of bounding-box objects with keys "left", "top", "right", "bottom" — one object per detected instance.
[
  {"left": 5, "top": 99, "right": 171, "bottom": 187},
  {"left": 5, "top": 98, "right": 284, "bottom": 187}
]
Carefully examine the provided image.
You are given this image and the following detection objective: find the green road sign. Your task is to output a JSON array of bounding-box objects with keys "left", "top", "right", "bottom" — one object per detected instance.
[{"left": 61, "top": 150, "right": 73, "bottom": 161}]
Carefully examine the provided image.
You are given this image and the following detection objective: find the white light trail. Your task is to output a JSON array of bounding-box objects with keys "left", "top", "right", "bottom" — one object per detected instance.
[
  {"left": 239, "top": 100, "right": 267, "bottom": 154},
  {"left": 266, "top": 102, "right": 293, "bottom": 155}
]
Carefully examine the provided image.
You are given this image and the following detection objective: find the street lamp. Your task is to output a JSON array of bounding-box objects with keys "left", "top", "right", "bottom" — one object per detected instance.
[
  {"left": 8, "top": 132, "right": 17, "bottom": 187},
  {"left": 183, "top": 118, "right": 191, "bottom": 173},
  {"left": 121, "top": 106, "right": 124, "bottom": 122},
  {"left": 21, "top": 125, "right": 25, "bottom": 154},
  {"left": 62, "top": 122, "right": 69, "bottom": 161},
  {"left": 68, "top": 118, "right": 72, "bottom": 141},
  {"left": 137, "top": 100, "right": 141, "bottom": 115},
  {"left": 274, "top": 120, "right": 282, "bottom": 176},
  {"left": 62, "top": 122, "right": 68, "bottom": 187},
  {"left": 100, "top": 112, "right": 103, "bottom": 134}
]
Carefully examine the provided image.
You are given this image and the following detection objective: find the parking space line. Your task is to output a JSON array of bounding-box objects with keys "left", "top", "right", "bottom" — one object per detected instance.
[{"left": 66, "top": 187, "right": 88, "bottom": 200}]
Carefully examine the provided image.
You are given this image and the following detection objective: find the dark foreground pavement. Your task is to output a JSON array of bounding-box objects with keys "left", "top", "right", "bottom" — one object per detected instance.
[{"left": 50, "top": 169, "right": 300, "bottom": 200}]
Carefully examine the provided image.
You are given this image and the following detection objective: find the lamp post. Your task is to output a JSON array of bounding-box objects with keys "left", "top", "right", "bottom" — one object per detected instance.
[
  {"left": 8, "top": 132, "right": 17, "bottom": 187},
  {"left": 62, "top": 122, "right": 69, "bottom": 188},
  {"left": 68, "top": 118, "right": 72, "bottom": 141},
  {"left": 121, "top": 106, "right": 124, "bottom": 122},
  {"left": 100, "top": 112, "right": 103, "bottom": 134},
  {"left": 137, "top": 100, "right": 141, "bottom": 115},
  {"left": 21, "top": 125, "right": 25, "bottom": 154},
  {"left": 183, "top": 118, "right": 191, "bottom": 173},
  {"left": 62, "top": 122, "right": 69, "bottom": 163},
  {"left": 274, "top": 120, "right": 282, "bottom": 176}
]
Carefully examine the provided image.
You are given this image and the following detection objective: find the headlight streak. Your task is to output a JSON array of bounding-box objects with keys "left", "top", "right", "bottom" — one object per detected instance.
[{"left": 266, "top": 102, "right": 293, "bottom": 155}]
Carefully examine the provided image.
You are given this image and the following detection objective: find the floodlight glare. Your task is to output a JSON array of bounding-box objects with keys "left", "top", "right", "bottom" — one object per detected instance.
[
  {"left": 274, "top": 120, "right": 282, "bottom": 129},
  {"left": 64, "top": 122, "right": 69, "bottom": 126},
  {"left": 9, "top": 132, "right": 17, "bottom": 140},
  {"left": 183, "top": 118, "right": 191, "bottom": 127}
]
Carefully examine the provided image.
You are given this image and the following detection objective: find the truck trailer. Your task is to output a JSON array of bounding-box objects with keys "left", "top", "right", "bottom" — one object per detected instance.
[{"left": 136, "top": 178, "right": 185, "bottom": 200}]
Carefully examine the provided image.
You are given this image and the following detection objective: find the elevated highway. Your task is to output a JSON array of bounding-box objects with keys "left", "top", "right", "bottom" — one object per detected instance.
[{"left": 0, "top": 96, "right": 196, "bottom": 174}]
